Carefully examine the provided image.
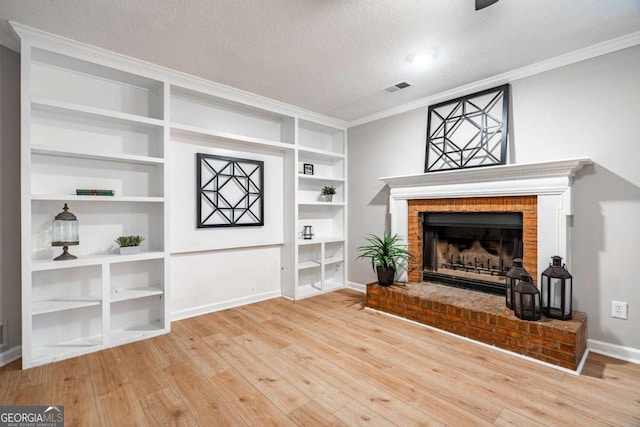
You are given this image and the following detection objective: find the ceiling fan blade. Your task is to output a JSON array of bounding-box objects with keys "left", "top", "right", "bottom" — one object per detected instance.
[{"left": 475, "top": 0, "right": 499, "bottom": 10}]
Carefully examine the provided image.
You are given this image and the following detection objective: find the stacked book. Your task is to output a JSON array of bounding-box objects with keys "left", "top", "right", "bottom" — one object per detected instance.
[{"left": 76, "top": 189, "right": 115, "bottom": 196}]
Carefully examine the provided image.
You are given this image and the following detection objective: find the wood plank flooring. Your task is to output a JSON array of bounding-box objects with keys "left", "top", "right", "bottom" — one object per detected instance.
[{"left": 2, "top": 289, "right": 639, "bottom": 426}]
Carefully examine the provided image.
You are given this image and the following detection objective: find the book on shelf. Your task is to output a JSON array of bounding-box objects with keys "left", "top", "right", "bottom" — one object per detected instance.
[{"left": 76, "top": 189, "right": 115, "bottom": 196}]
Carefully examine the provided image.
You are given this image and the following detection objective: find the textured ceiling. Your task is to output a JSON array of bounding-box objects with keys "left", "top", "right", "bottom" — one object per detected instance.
[{"left": 1, "top": 1, "right": 639, "bottom": 122}]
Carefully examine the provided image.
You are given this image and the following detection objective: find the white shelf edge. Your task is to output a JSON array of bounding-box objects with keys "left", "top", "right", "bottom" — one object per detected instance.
[
  {"left": 110, "top": 287, "right": 164, "bottom": 303},
  {"left": 296, "top": 282, "right": 344, "bottom": 300},
  {"left": 31, "top": 96, "right": 164, "bottom": 127},
  {"left": 298, "top": 146, "right": 345, "bottom": 159},
  {"left": 297, "top": 237, "right": 344, "bottom": 246},
  {"left": 31, "top": 145, "right": 164, "bottom": 165},
  {"left": 323, "top": 257, "right": 344, "bottom": 266},
  {"left": 109, "top": 322, "right": 165, "bottom": 343},
  {"left": 32, "top": 298, "right": 101, "bottom": 315},
  {"left": 31, "top": 194, "right": 164, "bottom": 202},
  {"left": 297, "top": 174, "right": 345, "bottom": 182},
  {"left": 31, "top": 251, "right": 166, "bottom": 271},
  {"left": 298, "top": 201, "right": 345, "bottom": 207},
  {"left": 298, "top": 260, "right": 321, "bottom": 270},
  {"left": 171, "top": 122, "right": 294, "bottom": 151},
  {"left": 31, "top": 336, "right": 102, "bottom": 366}
]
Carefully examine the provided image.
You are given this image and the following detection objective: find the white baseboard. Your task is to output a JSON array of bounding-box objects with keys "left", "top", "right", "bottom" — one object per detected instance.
[
  {"left": 0, "top": 345, "right": 21, "bottom": 368},
  {"left": 588, "top": 339, "right": 640, "bottom": 364},
  {"left": 171, "top": 290, "right": 282, "bottom": 321},
  {"left": 346, "top": 281, "right": 366, "bottom": 293}
]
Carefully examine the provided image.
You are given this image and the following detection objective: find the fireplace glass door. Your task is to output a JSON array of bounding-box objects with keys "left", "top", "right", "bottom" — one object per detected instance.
[{"left": 422, "top": 212, "right": 523, "bottom": 294}]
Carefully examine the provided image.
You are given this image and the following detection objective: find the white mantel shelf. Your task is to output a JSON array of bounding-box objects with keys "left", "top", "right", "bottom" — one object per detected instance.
[{"left": 380, "top": 158, "right": 592, "bottom": 189}]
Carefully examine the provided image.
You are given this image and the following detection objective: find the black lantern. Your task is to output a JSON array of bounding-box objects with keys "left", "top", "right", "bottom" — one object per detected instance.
[
  {"left": 302, "top": 225, "right": 314, "bottom": 240},
  {"left": 505, "top": 258, "right": 528, "bottom": 310},
  {"left": 52, "top": 203, "right": 79, "bottom": 261},
  {"left": 513, "top": 273, "right": 541, "bottom": 321},
  {"left": 540, "top": 255, "right": 573, "bottom": 320}
]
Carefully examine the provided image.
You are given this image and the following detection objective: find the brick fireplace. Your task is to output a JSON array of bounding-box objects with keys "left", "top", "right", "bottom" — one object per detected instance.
[{"left": 372, "top": 159, "right": 591, "bottom": 370}]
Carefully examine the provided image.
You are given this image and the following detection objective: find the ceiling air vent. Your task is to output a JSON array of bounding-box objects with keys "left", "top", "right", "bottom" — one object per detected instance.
[{"left": 384, "top": 81, "right": 412, "bottom": 93}]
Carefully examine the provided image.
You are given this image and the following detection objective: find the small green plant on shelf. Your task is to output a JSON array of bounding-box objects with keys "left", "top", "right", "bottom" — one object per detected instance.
[
  {"left": 321, "top": 186, "right": 337, "bottom": 195},
  {"left": 115, "top": 235, "right": 145, "bottom": 247}
]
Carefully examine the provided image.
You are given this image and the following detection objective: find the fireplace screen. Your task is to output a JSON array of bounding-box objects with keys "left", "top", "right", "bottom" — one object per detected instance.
[{"left": 422, "top": 212, "right": 523, "bottom": 294}]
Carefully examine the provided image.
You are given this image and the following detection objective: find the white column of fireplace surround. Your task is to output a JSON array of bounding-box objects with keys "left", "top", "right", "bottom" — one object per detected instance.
[{"left": 379, "top": 159, "right": 591, "bottom": 283}]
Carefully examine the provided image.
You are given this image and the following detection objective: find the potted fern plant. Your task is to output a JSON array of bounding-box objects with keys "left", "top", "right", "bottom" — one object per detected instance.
[
  {"left": 356, "top": 233, "right": 412, "bottom": 286},
  {"left": 319, "top": 185, "right": 336, "bottom": 202},
  {"left": 115, "top": 235, "right": 145, "bottom": 255}
]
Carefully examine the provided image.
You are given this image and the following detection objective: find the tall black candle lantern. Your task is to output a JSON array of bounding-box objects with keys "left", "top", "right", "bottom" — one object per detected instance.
[
  {"left": 513, "top": 273, "right": 541, "bottom": 321},
  {"left": 540, "top": 255, "right": 573, "bottom": 320},
  {"left": 505, "top": 258, "right": 528, "bottom": 310}
]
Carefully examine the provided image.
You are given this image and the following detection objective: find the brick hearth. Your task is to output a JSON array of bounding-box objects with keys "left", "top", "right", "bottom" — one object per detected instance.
[{"left": 367, "top": 282, "right": 587, "bottom": 370}]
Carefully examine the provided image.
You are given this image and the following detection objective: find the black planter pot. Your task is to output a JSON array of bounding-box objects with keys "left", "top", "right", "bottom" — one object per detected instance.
[{"left": 376, "top": 266, "right": 396, "bottom": 287}]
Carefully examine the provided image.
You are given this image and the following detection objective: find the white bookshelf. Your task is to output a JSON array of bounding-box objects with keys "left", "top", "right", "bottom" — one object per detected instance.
[
  {"left": 294, "top": 120, "right": 348, "bottom": 299},
  {"left": 18, "top": 33, "right": 171, "bottom": 368},
  {"left": 15, "top": 23, "right": 348, "bottom": 368}
]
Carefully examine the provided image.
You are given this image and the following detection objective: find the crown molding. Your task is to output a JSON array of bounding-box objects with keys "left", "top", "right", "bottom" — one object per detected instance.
[
  {"left": 349, "top": 30, "right": 640, "bottom": 128},
  {"left": 9, "top": 21, "right": 348, "bottom": 130}
]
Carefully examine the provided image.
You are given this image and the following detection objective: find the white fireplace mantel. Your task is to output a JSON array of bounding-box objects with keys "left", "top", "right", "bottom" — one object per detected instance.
[{"left": 379, "top": 158, "right": 592, "bottom": 281}]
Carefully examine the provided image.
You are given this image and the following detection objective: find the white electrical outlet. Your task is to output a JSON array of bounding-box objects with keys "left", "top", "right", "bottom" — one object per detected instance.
[{"left": 612, "top": 301, "right": 628, "bottom": 319}]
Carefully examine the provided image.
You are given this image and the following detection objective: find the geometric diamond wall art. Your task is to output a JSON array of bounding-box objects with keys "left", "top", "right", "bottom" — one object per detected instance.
[
  {"left": 197, "top": 153, "right": 264, "bottom": 227},
  {"left": 425, "top": 84, "right": 509, "bottom": 172}
]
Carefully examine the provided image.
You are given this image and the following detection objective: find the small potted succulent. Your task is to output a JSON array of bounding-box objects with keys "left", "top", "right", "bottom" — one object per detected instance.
[
  {"left": 319, "top": 185, "right": 336, "bottom": 202},
  {"left": 115, "top": 235, "right": 145, "bottom": 255}
]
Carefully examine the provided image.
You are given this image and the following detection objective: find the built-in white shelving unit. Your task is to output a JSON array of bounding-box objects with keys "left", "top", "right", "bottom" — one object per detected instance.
[
  {"left": 18, "top": 28, "right": 171, "bottom": 368},
  {"left": 15, "top": 22, "right": 348, "bottom": 367},
  {"left": 293, "top": 120, "right": 347, "bottom": 299}
]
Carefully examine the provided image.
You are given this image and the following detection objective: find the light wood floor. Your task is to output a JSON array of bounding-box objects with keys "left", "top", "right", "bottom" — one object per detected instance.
[{"left": 2, "top": 289, "right": 639, "bottom": 426}]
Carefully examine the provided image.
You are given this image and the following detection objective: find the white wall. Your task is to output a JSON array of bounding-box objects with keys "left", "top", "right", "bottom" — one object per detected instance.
[
  {"left": 348, "top": 44, "right": 640, "bottom": 350},
  {"left": 171, "top": 245, "right": 282, "bottom": 320},
  {"left": 0, "top": 44, "right": 21, "bottom": 360},
  {"left": 169, "top": 137, "right": 285, "bottom": 319}
]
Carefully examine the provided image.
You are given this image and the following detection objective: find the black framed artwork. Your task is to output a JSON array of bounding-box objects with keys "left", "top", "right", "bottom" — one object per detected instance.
[
  {"left": 303, "top": 163, "right": 314, "bottom": 175},
  {"left": 197, "top": 153, "right": 264, "bottom": 228},
  {"left": 425, "top": 84, "right": 509, "bottom": 172}
]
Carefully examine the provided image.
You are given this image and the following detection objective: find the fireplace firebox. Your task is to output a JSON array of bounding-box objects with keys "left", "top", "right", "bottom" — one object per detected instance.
[{"left": 422, "top": 212, "right": 523, "bottom": 295}]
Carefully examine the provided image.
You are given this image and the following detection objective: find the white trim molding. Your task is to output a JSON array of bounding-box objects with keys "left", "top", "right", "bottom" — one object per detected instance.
[
  {"left": 171, "top": 290, "right": 282, "bottom": 322},
  {"left": 380, "top": 158, "right": 592, "bottom": 280},
  {"left": 0, "top": 345, "right": 22, "bottom": 368},
  {"left": 588, "top": 339, "right": 640, "bottom": 365},
  {"left": 346, "top": 281, "right": 366, "bottom": 293}
]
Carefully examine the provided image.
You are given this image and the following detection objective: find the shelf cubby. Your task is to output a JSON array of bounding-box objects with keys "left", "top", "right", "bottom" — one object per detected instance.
[
  {"left": 171, "top": 85, "right": 295, "bottom": 144},
  {"left": 31, "top": 47, "right": 164, "bottom": 119},
  {"left": 31, "top": 304, "right": 102, "bottom": 365},
  {"left": 30, "top": 103, "right": 163, "bottom": 160},
  {"left": 32, "top": 266, "right": 102, "bottom": 315},
  {"left": 31, "top": 152, "right": 164, "bottom": 198},
  {"left": 110, "top": 296, "right": 164, "bottom": 344},
  {"left": 30, "top": 200, "right": 164, "bottom": 262},
  {"left": 298, "top": 179, "right": 344, "bottom": 204},
  {"left": 298, "top": 119, "right": 345, "bottom": 154},
  {"left": 110, "top": 259, "right": 164, "bottom": 303}
]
